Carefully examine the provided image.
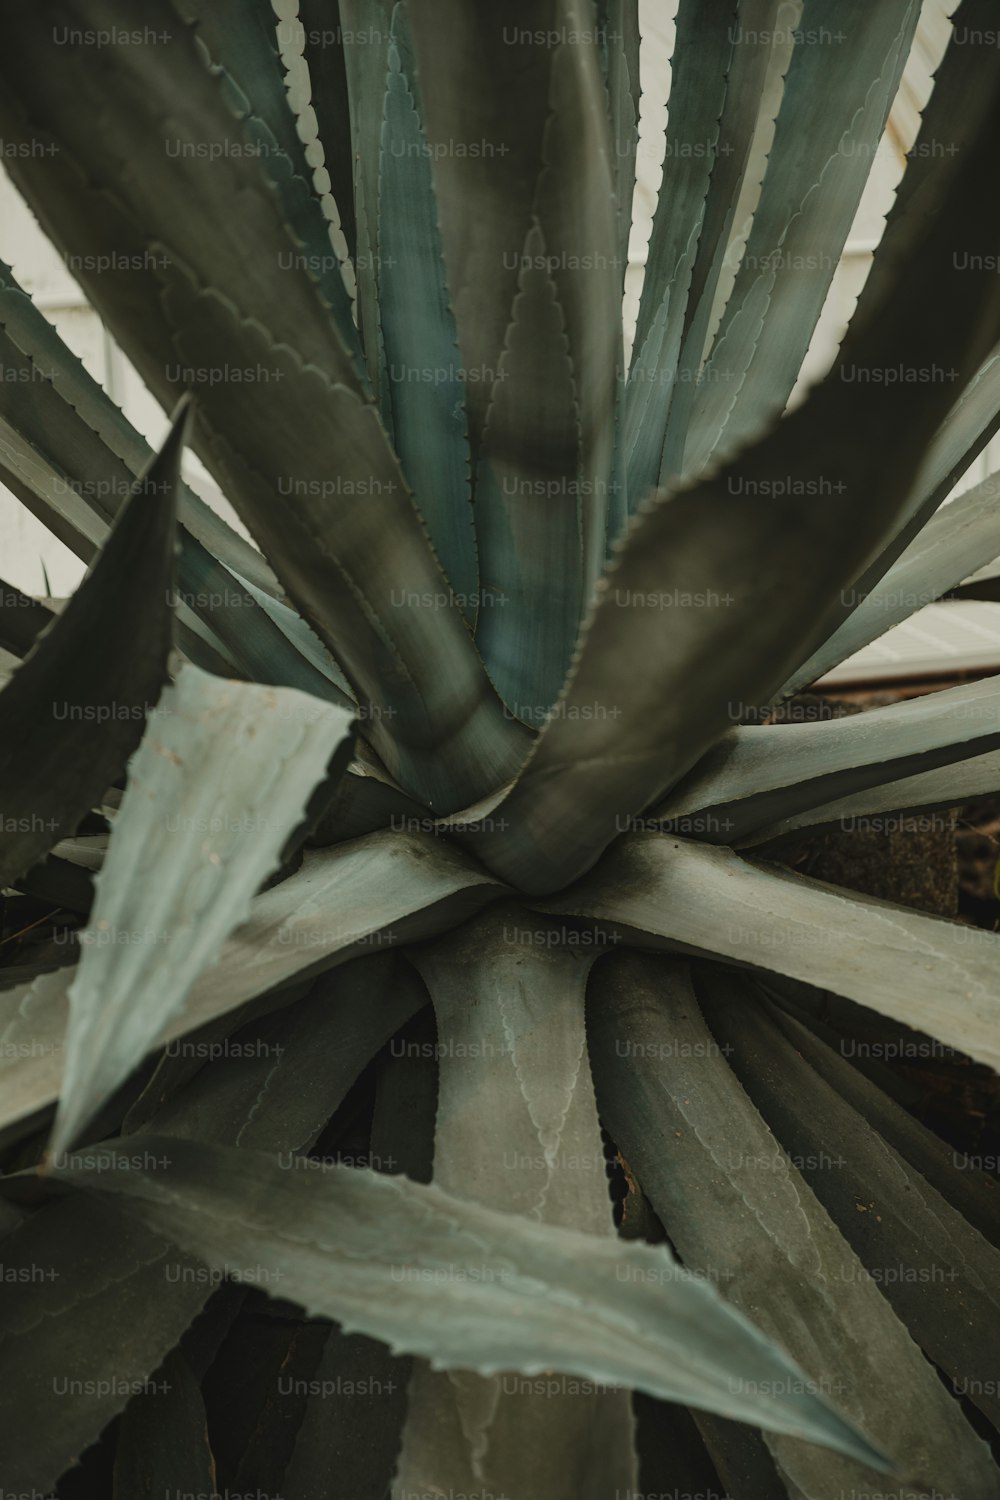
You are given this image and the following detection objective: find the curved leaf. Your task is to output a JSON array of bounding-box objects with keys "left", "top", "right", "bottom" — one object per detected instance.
[
  {"left": 465, "top": 74, "right": 1000, "bottom": 893},
  {"left": 51, "top": 1136, "right": 888, "bottom": 1467},
  {"left": 0, "top": 403, "right": 183, "bottom": 890},
  {"left": 0, "top": 0, "right": 525, "bottom": 811}
]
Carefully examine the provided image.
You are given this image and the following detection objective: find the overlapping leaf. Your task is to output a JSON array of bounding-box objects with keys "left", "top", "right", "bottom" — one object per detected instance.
[
  {"left": 49, "top": 664, "right": 357, "bottom": 1155},
  {"left": 52, "top": 1137, "right": 888, "bottom": 1464},
  {"left": 0, "top": 405, "right": 183, "bottom": 891},
  {"left": 547, "top": 833, "right": 1000, "bottom": 1070},
  {"left": 465, "top": 76, "right": 1000, "bottom": 893},
  {"left": 588, "top": 953, "right": 997, "bottom": 1496},
  {"left": 0, "top": 831, "right": 505, "bottom": 1144}
]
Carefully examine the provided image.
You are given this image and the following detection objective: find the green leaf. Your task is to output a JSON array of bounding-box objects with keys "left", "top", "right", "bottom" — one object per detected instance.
[
  {"left": 465, "top": 78, "right": 1000, "bottom": 894},
  {"left": 587, "top": 953, "right": 998, "bottom": 1495},
  {"left": 596, "top": 0, "right": 641, "bottom": 280},
  {"left": 401, "top": 905, "right": 636, "bottom": 1500},
  {"left": 0, "top": 576, "right": 53, "bottom": 659},
  {"left": 0, "top": 254, "right": 277, "bottom": 598},
  {"left": 113, "top": 1347, "right": 216, "bottom": 1499},
  {"left": 625, "top": 0, "right": 734, "bottom": 501},
  {"left": 0, "top": 403, "right": 183, "bottom": 891},
  {"left": 0, "top": 0, "right": 525, "bottom": 811},
  {"left": 337, "top": 0, "right": 394, "bottom": 401},
  {"left": 0, "top": 1194, "right": 210, "bottom": 1493},
  {"left": 785, "top": 464, "right": 1000, "bottom": 698},
  {"left": 52, "top": 1136, "right": 888, "bottom": 1466},
  {"left": 407, "top": 0, "right": 617, "bottom": 669},
  {"left": 140, "top": 952, "right": 427, "bottom": 1153},
  {"left": 546, "top": 832, "right": 1000, "bottom": 1071},
  {"left": 739, "top": 748, "right": 1000, "bottom": 847},
  {"left": 655, "top": 673, "right": 1000, "bottom": 843},
  {"left": 294, "top": 0, "right": 358, "bottom": 265},
  {"left": 49, "top": 664, "right": 357, "bottom": 1156},
  {"left": 684, "top": 0, "right": 921, "bottom": 475},
  {"left": 175, "top": 0, "right": 364, "bottom": 371},
  {"left": 473, "top": 222, "right": 586, "bottom": 718},
  {"left": 698, "top": 969, "right": 1000, "bottom": 1435},
  {"left": 654, "top": 0, "right": 786, "bottom": 491},
  {"left": 0, "top": 257, "right": 347, "bottom": 694},
  {"left": 0, "top": 829, "right": 505, "bottom": 1143},
  {"left": 753, "top": 996, "right": 1000, "bottom": 1247},
  {"left": 153, "top": 254, "right": 529, "bottom": 810},
  {"left": 377, "top": 3, "right": 477, "bottom": 620}
]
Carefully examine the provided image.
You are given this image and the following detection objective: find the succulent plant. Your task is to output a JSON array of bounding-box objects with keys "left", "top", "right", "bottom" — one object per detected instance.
[{"left": 2, "top": 0, "right": 1000, "bottom": 1495}]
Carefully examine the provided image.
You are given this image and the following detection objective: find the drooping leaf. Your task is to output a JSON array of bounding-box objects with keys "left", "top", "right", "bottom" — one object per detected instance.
[
  {"left": 52, "top": 1136, "right": 888, "bottom": 1466},
  {"left": 400, "top": 905, "right": 636, "bottom": 1499},
  {"left": 697, "top": 968, "right": 1000, "bottom": 1433},
  {"left": 0, "top": 830, "right": 506, "bottom": 1142},
  {"left": 587, "top": 952, "right": 998, "bottom": 1496},
  {"left": 465, "top": 77, "right": 1000, "bottom": 893},
  {"left": 49, "top": 664, "right": 357, "bottom": 1156},
  {"left": 654, "top": 673, "right": 1000, "bottom": 843},
  {"left": 546, "top": 833, "right": 1000, "bottom": 1071},
  {"left": 0, "top": 403, "right": 184, "bottom": 891}
]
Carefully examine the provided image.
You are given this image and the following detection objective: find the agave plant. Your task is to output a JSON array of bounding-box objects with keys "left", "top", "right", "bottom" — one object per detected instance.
[{"left": 2, "top": 0, "right": 1000, "bottom": 1494}]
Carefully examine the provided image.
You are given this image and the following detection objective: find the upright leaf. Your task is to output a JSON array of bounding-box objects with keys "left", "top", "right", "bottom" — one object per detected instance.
[
  {"left": 0, "top": 0, "right": 526, "bottom": 811},
  {"left": 465, "top": 78, "right": 1000, "bottom": 892},
  {"left": 0, "top": 404, "right": 184, "bottom": 890},
  {"left": 684, "top": 0, "right": 921, "bottom": 474},
  {"left": 377, "top": 4, "right": 477, "bottom": 619},
  {"left": 49, "top": 665, "right": 356, "bottom": 1156}
]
